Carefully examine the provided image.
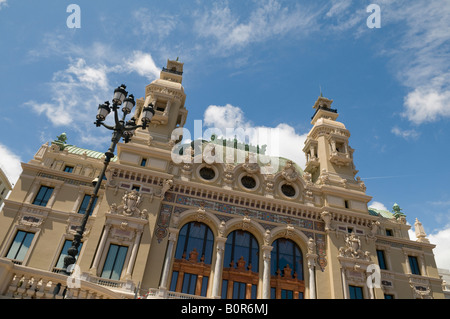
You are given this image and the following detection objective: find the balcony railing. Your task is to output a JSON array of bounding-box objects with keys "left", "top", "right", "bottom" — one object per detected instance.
[
  {"left": 162, "top": 67, "right": 183, "bottom": 76},
  {"left": 311, "top": 105, "right": 338, "bottom": 120},
  {"left": 146, "top": 288, "right": 209, "bottom": 299},
  {"left": 0, "top": 258, "right": 126, "bottom": 299}
]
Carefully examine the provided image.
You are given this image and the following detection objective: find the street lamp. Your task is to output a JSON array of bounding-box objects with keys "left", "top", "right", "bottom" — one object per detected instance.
[{"left": 62, "top": 84, "right": 155, "bottom": 275}]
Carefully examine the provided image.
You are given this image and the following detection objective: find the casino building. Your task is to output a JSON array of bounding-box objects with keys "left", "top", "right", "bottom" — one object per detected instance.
[{"left": 0, "top": 59, "right": 444, "bottom": 299}]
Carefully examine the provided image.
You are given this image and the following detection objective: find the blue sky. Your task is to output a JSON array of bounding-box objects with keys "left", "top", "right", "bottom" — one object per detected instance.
[{"left": 0, "top": 0, "right": 449, "bottom": 269}]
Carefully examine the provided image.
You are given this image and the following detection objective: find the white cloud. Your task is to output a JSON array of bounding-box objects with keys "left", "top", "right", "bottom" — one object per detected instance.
[
  {"left": 408, "top": 221, "right": 450, "bottom": 270},
  {"left": 26, "top": 58, "right": 110, "bottom": 127},
  {"left": 428, "top": 227, "right": 450, "bottom": 270},
  {"left": 0, "top": 144, "right": 22, "bottom": 186},
  {"left": 369, "top": 201, "right": 388, "bottom": 211},
  {"left": 391, "top": 126, "right": 420, "bottom": 140},
  {"left": 403, "top": 88, "right": 450, "bottom": 124},
  {"left": 203, "top": 104, "right": 248, "bottom": 131},
  {"left": 194, "top": 0, "right": 318, "bottom": 54},
  {"left": 326, "top": 0, "right": 352, "bottom": 18},
  {"left": 380, "top": 1, "right": 450, "bottom": 124},
  {"left": 27, "top": 50, "right": 160, "bottom": 129},
  {"left": 133, "top": 8, "right": 178, "bottom": 39},
  {"left": 0, "top": 0, "right": 7, "bottom": 10},
  {"left": 203, "top": 104, "right": 307, "bottom": 168},
  {"left": 124, "top": 51, "right": 161, "bottom": 81}
]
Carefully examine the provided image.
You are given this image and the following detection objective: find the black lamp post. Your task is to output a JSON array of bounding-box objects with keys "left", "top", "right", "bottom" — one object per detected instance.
[{"left": 62, "top": 84, "right": 155, "bottom": 275}]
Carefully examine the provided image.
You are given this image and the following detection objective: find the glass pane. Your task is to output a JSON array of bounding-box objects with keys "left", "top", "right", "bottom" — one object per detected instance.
[
  {"left": 271, "top": 238, "right": 302, "bottom": 279},
  {"left": 33, "top": 186, "right": 54, "bottom": 206},
  {"left": 251, "top": 284, "right": 257, "bottom": 299},
  {"left": 281, "top": 289, "right": 293, "bottom": 299},
  {"left": 174, "top": 222, "right": 214, "bottom": 264},
  {"left": 221, "top": 280, "right": 228, "bottom": 299},
  {"left": 201, "top": 276, "right": 209, "bottom": 297},
  {"left": 377, "top": 250, "right": 387, "bottom": 270},
  {"left": 111, "top": 246, "right": 128, "bottom": 280},
  {"left": 78, "top": 195, "right": 98, "bottom": 216},
  {"left": 182, "top": 273, "right": 197, "bottom": 295},
  {"left": 169, "top": 271, "right": 179, "bottom": 292},
  {"left": 233, "top": 282, "right": 246, "bottom": 299},
  {"left": 6, "top": 231, "right": 25, "bottom": 259},
  {"left": 101, "top": 245, "right": 118, "bottom": 279},
  {"left": 349, "top": 286, "right": 363, "bottom": 299},
  {"left": 6, "top": 231, "right": 26, "bottom": 260},
  {"left": 55, "top": 240, "right": 83, "bottom": 269},
  {"left": 225, "top": 230, "right": 259, "bottom": 272},
  {"left": 16, "top": 232, "right": 34, "bottom": 261}
]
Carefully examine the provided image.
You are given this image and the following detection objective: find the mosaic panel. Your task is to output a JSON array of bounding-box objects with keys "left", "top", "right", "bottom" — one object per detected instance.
[
  {"left": 315, "top": 233, "right": 327, "bottom": 271},
  {"left": 174, "top": 194, "right": 315, "bottom": 230},
  {"left": 155, "top": 204, "right": 173, "bottom": 243}
]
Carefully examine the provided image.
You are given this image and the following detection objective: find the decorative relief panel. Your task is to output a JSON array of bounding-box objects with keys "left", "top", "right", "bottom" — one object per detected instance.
[{"left": 155, "top": 204, "right": 173, "bottom": 243}]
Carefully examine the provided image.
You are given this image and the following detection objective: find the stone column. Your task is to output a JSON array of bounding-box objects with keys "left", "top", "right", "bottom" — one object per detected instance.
[
  {"left": 341, "top": 268, "right": 348, "bottom": 299},
  {"left": 25, "top": 182, "right": 40, "bottom": 204},
  {"left": 211, "top": 237, "right": 227, "bottom": 299},
  {"left": 404, "top": 252, "right": 412, "bottom": 274},
  {"left": 306, "top": 253, "right": 318, "bottom": 299},
  {"left": 159, "top": 229, "right": 178, "bottom": 293},
  {"left": 125, "top": 230, "right": 143, "bottom": 280},
  {"left": 47, "top": 183, "right": 62, "bottom": 208},
  {"left": 262, "top": 245, "right": 273, "bottom": 299},
  {"left": 90, "top": 224, "right": 111, "bottom": 275}
]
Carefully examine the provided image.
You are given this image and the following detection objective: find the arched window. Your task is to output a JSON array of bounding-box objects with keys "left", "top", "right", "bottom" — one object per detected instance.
[
  {"left": 175, "top": 222, "right": 214, "bottom": 263},
  {"left": 222, "top": 230, "right": 259, "bottom": 299},
  {"left": 170, "top": 222, "right": 214, "bottom": 297},
  {"left": 270, "top": 238, "right": 305, "bottom": 299}
]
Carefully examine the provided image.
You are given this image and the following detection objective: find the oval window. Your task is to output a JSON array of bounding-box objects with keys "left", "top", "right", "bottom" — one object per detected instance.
[
  {"left": 199, "top": 167, "right": 215, "bottom": 181},
  {"left": 241, "top": 176, "right": 257, "bottom": 189},
  {"left": 281, "top": 184, "right": 296, "bottom": 197}
]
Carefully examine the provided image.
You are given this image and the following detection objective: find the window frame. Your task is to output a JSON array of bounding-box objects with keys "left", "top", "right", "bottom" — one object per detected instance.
[
  {"left": 100, "top": 244, "right": 129, "bottom": 281},
  {"left": 5, "top": 230, "right": 35, "bottom": 263},
  {"left": 77, "top": 194, "right": 98, "bottom": 216},
  {"left": 32, "top": 185, "right": 54, "bottom": 207},
  {"left": 408, "top": 255, "right": 421, "bottom": 275}
]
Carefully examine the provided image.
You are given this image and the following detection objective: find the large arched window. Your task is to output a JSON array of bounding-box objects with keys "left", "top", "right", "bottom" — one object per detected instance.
[
  {"left": 222, "top": 230, "right": 259, "bottom": 299},
  {"left": 170, "top": 222, "right": 214, "bottom": 297},
  {"left": 270, "top": 238, "right": 305, "bottom": 299}
]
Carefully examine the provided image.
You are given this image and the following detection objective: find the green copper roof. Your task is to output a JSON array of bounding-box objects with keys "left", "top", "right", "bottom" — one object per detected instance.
[
  {"left": 368, "top": 207, "right": 395, "bottom": 219},
  {"left": 64, "top": 145, "right": 118, "bottom": 162},
  {"left": 51, "top": 134, "right": 118, "bottom": 162}
]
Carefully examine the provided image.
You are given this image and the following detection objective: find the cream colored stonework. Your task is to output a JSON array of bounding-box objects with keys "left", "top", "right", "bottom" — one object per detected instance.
[{"left": 0, "top": 60, "right": 444, "bottom": 299}]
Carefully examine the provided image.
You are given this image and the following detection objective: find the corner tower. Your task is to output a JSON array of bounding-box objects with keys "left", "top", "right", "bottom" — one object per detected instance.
[
  {"left": 302, "top": 96, "right": 358, "bottom": 184},
  {"left": 133, "top": 59, "right": 188, "bottom": 145}
]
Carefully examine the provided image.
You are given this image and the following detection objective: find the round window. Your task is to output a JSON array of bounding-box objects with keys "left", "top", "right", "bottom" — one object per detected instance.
[
  {"left": 241, "top": 175, "right": 257, "bottom": 189},
  {"left": 199, "top": 167, "right": 216, "bottom": 181},
  {"left": 281, "top": 184, "right": 296, "bottom": 197}
]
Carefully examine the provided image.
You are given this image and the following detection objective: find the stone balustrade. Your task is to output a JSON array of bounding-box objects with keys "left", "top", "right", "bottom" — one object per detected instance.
[{"left": 0, "top": 258, "right": 125, "bottom": 299}]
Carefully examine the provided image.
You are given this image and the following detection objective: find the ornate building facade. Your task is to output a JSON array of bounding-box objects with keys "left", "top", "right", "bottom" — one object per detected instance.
[{"left": 0, "top": 59, "right": 444, "bottom": 299}]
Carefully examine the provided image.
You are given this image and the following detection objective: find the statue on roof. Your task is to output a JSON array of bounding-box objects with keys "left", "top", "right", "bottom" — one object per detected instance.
[
  {"left": 52, "top": 133, "right": 69, "bottom": 150},
  {"left": 56, "top": 133, "right": 68, "bottom": 144},
  {"left": 392, "top": 203, "right": 406, "bottom": 219}
]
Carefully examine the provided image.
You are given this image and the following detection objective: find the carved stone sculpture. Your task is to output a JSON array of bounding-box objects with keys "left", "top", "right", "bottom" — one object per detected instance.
[
  {"left": 109, "top": 190, "right": 147, "bottom": 219},
  {"left": 338, "top": 233, "right": 370, "bottom": 261}
]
